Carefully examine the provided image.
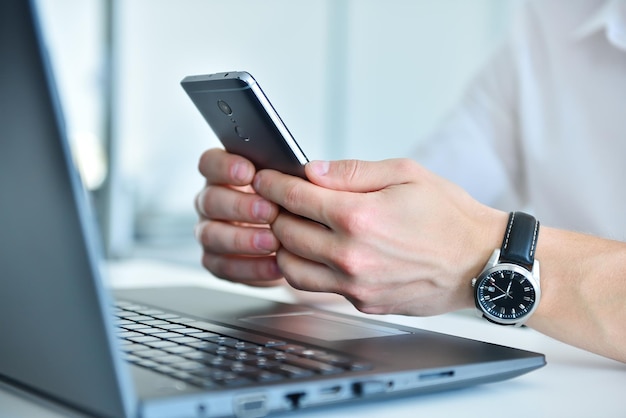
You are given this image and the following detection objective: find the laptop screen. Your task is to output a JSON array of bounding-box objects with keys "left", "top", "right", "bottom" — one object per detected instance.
[{"left": 0, "top": 1, "right": 132, "bottom": 416}]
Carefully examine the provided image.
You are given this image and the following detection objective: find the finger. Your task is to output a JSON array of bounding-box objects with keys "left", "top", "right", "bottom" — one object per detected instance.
[
  {"left": 195, "top": 185, "right": 279, "bottom": 224},
  {"left": 305, "top": 158, "right": 421, "bottom": 192},
  {"left": 201, "top": 252, "right": 284, "bottom": 285},
  {"left": 195, "top": 220, "right": 280, "bottom": 255},
  {"left": 198, "top": 148, "right": 256, "bottom": 186},
  {"left": 253, "top": 169, "right": 339, "bottom": 226},
  {"left": 276, "top": 247, "right": 343, "bottom": 294},
  {"left": 271, "top": 210, "right": 336, "bottom": 266}
]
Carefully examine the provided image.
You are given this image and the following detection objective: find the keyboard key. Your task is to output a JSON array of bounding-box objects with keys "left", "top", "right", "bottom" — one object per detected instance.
[
  {"left": 184, "top": 321, "right": 286, "bottom": 347},
  {"left": 275, "top": 344, "right": 306, "bottom": 353},
  {"left": 190, "top": 331, "right": 220, "bottom": 339},
  {"left": 125, "top": 315, "right": 153, "bottom": 322},
  {"left": 138, "top": 327, "right": 168, "bottom": 335},
  {"left": 151, "top": 313, "right": 181, "bottom": 320},
  {"left": 173, "top": 361, "right": 207, "bottom": 371},
  {"left": 150, "top": 332, "right": 183, "bottom": 339},
  {"left": 155, "top": 323, "right": 187, "bottom": 330},
  {"left": 175, "top": 328, "right": 205, "bottom": 335},
  {"left": 256, "top": 371, "right": 284, "bottom": 382},
  {"left": 122, "top": 343, "right": 152, "bottom": 353},
  {"left": 121, "top": 323, "right": 150, "bottom": 330},
  {"left": 142, "top": 319, "right": 169, "bottom": 326},
  {"left": 118, "top": 331, "right": 143, "bottom": 339},
  {"left": 245, "top": 346, "right": 279, "bottom": 356},
  {"left": 187, "top": 341, "right": 220, "bottom": 352},
  {"left": 133, "top": 308, "right": 164, "bottom": 316},
  {"left": 154, "top": 355, "right": 189, "bottom": 364},
  {"left": 170, "top": 336, "right": 201, "bottom": 344},
  {"left": 127, "top": 335, "right": 160, "bottom": 343},
  {"left": 134, "top": 349, "right": 170, "bottom": 358},
  {"left": 164, "top": 345, "right": 195, "bottom": 355},
  {"left": 144, "top": 340, "right": 178, "bottom": 349}
]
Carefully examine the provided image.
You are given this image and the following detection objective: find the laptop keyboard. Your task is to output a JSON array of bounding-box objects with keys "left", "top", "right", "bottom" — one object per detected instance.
[{"left": 115, "top": 301, "right": 371, "bottom": 389}]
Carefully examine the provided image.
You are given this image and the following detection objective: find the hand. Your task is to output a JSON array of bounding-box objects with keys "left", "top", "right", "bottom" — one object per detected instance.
[
  {"left": 194, "top": 148, "right": 285, "bottom": 287},
  {"left": 252, "top": 158, "right": 508, "bottom": 316}
]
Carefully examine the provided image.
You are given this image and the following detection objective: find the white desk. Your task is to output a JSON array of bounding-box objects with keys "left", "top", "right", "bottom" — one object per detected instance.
[{"left": 2, "top": 259, "right": 625, "bottom": 418}]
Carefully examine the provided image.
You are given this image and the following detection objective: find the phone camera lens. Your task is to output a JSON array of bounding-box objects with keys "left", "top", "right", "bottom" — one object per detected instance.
[{"left": 217, "top": 100, "right": 232, "bottom": 115}]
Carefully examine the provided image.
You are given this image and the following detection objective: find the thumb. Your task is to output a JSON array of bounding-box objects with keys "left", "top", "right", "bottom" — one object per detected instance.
[{"left": 305, "top": 158, "right": 416, "bottom": 192}]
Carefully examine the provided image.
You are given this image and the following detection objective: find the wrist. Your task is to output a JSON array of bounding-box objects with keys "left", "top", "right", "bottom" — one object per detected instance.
[
  {"left": 467, "top": 209, "right": 509, "bottom": 279},
  {"left": 457, "top": 208, "right": 509, "bottom": 310}
]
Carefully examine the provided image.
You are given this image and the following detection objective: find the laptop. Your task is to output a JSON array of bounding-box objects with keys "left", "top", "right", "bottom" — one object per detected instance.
[{"left": 0, "top": 1, "right": 545, "bottom": 417}]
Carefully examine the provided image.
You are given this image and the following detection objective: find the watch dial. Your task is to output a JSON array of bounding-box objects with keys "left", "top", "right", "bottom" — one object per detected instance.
[{"left": 476, "top": 270, "right": 536, "bottom": 321}]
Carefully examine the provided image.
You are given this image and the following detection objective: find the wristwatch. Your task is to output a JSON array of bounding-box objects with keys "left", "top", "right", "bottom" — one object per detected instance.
[{"left": 472, "top": 211, "right": 541, "bottom": 326}]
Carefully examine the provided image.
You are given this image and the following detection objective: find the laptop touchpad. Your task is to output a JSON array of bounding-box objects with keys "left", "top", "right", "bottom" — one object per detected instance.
[{"left": 240, "top": 311, "right": 409, "bottom": 341}]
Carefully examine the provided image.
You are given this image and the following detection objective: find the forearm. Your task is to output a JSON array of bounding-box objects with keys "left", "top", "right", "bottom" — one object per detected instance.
[{"left": 528, "top": 227, "right": 626, "bottom": 363}]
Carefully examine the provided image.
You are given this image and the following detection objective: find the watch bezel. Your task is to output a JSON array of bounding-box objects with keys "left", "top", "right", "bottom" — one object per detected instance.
[{"left": 473, "top": 261, "right": 541, "bottom": 326}]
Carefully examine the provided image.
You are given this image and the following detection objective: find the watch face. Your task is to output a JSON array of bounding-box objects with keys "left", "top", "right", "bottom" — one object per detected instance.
[{"left": 475, "top": 264, "right": 539, "bottom": 324}]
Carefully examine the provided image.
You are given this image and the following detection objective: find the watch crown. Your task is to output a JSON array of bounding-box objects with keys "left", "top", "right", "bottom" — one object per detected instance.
[{"left": 471, "top": 278, "right": 477, "bottom": 288}]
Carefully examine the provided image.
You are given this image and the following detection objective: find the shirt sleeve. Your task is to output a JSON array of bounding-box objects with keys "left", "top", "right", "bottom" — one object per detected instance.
[{"left": 410, "top": 40, "right": 524, "bottom": 210}]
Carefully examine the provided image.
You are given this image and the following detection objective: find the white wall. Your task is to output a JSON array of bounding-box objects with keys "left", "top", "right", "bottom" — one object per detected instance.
[{"left": 342, "top": 0, "right": 513, "bottom": 160}]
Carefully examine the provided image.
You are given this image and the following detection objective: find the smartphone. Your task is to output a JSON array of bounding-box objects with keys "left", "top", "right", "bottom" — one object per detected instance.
[{"left": 181, "top": 71, "right": 308, "bottom": 178}]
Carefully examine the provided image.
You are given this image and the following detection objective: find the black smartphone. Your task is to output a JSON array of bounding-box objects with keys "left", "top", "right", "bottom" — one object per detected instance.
[{"left": 181, "top": 71, "right": 309, "bottom": 178}]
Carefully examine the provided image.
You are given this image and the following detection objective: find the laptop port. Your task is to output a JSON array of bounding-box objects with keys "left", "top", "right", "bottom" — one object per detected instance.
[
  {"left": 418, "top": 370, "right": 455, "bottom": 381},
  {"left": 319, "top": 385, "right": 342, "bottom": 396},
  {"left": 353, "top": 380, "right": 392, "bottom": 396},
  {"left": 234, "top": 394, "right": 268, "bottom": 418},
  {"left": 285, "top": 392, "right": 306, "bottom": 409}
]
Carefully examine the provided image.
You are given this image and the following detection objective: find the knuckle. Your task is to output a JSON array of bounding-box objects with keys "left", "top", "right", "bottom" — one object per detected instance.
[
  {"left": 338, "top": 205, "right": 371, "bottom": 235},
  {"left": 232, "top": 228, "right": 252, "bottom": 253},
  {"left": 341, "top": 284, "right": 377, "bottom": 313},
  {"left": 197, "top": 220, "right": 248, "bottom": 254},
  {"left": 342, "top": 159, "right": 361, "bottom": 183},
  {"left": 395, "top": 157, "right": 415, "bottom": 172},
  {"left": 273, "top": 214, "right": 297, "bottom": 246},
  {"left": 281, "top": 179, "right": 304, "bottom": 210},
  {"left": 331, "top": 245, "right": 365, "bottom": 277}
]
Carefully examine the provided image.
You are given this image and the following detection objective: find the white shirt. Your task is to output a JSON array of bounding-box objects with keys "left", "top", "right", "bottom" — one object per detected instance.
[{"left": 413, "top": 0, "right": 626, "bottom": 240}]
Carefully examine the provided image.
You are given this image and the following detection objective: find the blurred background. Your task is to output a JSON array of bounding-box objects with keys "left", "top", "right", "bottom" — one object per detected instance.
[{"left": 35, "top": 0, "right": 519, "bottom": 266}]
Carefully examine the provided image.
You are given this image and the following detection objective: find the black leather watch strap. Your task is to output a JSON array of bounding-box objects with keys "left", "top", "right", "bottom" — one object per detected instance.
[{"left": 500, "top": 211, "right": 540, "bottom": 269}]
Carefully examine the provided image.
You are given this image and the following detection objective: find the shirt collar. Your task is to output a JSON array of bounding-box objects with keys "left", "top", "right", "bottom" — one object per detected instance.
[{"left": 573, "top": 0, "right": 626, "bottom": 51}]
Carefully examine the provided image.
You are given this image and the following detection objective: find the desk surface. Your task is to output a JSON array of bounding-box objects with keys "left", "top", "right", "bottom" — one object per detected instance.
[{"left": 2, "top": 259, "right": 624, "bottom": 418}]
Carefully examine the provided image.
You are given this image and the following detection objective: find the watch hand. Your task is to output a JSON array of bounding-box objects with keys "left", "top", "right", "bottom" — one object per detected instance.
[
  {"left": 490, "top": 283, "right": 507, "bottom": 294},
  {"left": 490, "top": 293, "right": 508, "bottom": 302},
  {"left": 505, "top": 280, "right": 513, "bottom": 298}
]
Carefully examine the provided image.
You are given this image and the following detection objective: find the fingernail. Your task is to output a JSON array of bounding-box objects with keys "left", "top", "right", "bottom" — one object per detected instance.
[
  {"left": 194, "top": 220, "right": 209, "bottom": 243},
  {"left": 231, "top": 161, "right": 249, "bottom": 183},
  {"left": 309, "top": 160, "right": 329, "bottom": 176},
  {"left": 268, "top": 259, "right": 282, "bottom": 277},
  {"left": 252, "top": 199, "right": 273, "bottom": 221},
  {"left": 253, "top": 229, "right": 276, "bottom": 251},
  {"left": 195, "top": 189, "right": 208, "bottom": 217}
]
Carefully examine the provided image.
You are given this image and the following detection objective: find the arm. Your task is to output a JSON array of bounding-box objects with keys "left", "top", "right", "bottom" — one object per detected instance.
[
  {"left": 251, "top": 158, "right": 626, "bottom": 363},
  {"left": 531, "top": 227, "right": 626, "bottom": 362}
]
